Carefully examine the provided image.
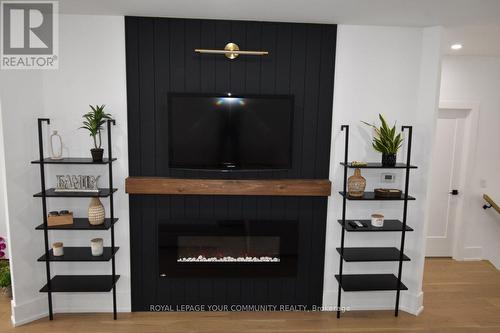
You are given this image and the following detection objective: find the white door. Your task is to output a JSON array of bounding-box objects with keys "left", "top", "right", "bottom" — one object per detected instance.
[{"left": 426, "top": 109, "right": 467, "bottom": 257}]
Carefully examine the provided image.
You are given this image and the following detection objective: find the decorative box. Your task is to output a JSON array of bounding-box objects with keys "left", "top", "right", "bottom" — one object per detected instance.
[{"left": 47, "top": 212, "right": 74, "bottom": 227}]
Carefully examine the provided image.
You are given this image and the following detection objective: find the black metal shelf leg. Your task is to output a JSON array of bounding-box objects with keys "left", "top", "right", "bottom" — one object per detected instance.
[
  {"left": 38, "top": 118, "right": 53, "bottom": 320},
  {"left": 395, "top": 126, "right": 413, "bottom": 317},
  {"left": 107, "top": 119, "right": 117, "bottom": 320},
  {"left": 337, "top": 125, "right": 349, "bottom": 318}
]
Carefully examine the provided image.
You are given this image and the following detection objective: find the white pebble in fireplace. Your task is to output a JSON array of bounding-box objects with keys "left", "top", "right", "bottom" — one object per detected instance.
[{"left": 178, "top": 256, "right": 281, "bottom": 262}]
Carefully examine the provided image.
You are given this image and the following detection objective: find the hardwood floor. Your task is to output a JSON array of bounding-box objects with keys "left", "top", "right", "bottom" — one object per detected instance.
[{"left": 1, "top": 258, "right": 499, "bottom": 332}]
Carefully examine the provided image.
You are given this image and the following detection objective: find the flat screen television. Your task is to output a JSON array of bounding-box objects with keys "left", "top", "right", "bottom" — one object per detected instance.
[{"left": 168, "top": 93, "right": 294, "bottom": 170}]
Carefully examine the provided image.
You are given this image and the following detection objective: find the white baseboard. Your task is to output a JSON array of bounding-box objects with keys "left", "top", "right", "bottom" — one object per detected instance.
[
  {"left": 400, "top": 291, "right": 423, "bottom": 315},
  {"left": 322, "top": 290, "right": 423, "bottom": 316},
  {"left": 457, "top": 247, "right": 500, "bottom": 269},
  {"left": 10, "top": 296, "right": 48, "bottom": 327},
  {"left": 10, "top": 292, "right": 131, "bottom": 326},
  {"left": 461, "top": 246, "right": 483, "bottom": 261}
]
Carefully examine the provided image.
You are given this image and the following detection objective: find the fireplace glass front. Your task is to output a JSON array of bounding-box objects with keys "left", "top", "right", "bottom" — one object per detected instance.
[
  {"left": 159, "top": 219, "right": 297, "bottom": 277},
  {"left": 177, "top": 235, "right": 281, "bottom": 263}
]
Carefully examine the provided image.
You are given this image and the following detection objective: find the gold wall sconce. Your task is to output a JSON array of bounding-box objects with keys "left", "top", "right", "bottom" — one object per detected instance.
[{"left": 194, "top": 43, "right": 269, "bottom": 60}]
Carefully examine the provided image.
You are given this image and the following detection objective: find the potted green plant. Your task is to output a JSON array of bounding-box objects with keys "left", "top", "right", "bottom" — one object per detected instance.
[
  {"left": 362, "top": 114, "right": 403, "bottom": 166},
  {"left": 80, "top": 105, "right": 112, "bottom": 162},
  {"left": 0, "top": 261, "right": 11, "bottom": 298}
]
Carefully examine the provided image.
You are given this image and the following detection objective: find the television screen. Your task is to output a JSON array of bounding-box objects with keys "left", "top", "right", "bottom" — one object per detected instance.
[{"left": 168, "top": 93, "right": 293, "bottom": 170}]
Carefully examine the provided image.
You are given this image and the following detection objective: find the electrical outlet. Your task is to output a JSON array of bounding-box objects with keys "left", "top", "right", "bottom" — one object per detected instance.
[{"left": 381, "top": 173, "right": 396, "bottom": 183}]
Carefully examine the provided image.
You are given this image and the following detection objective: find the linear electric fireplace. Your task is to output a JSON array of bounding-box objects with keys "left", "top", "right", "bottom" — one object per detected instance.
[{"left": 159, "top": 219, "right": 298, "bottom": 277}]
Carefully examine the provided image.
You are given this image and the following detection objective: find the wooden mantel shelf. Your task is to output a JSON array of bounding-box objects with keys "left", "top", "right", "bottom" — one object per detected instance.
[{"left": 125, "top": 177, "right": 332, "bottom": 197}]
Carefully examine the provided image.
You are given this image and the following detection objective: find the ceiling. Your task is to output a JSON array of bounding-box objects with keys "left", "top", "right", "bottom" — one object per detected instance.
[
  {"left": 58, "top": 0, "right": 500, "bottom": 26},
  {"left": 442, "top": 25, "right": 500, "bottom": 56},
  {"left": 58, "top": 0, "right": 500, "bottom": 56}
]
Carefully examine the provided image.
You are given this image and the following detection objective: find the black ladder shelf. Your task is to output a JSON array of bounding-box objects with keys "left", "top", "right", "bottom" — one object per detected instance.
[
  {"left": 32, "top": 118, "right": 119, "bottom": 320},
  {"left": 336, "top": 125, "right": 415, "bottom": 318}
]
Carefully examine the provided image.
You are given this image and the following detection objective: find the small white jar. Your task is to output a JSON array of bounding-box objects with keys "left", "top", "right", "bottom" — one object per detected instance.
[
  {"left": 52, "top": 242, "right": 64, "bottom": 256},
  {"left": 371, "top": 213, "right": 385, "bottom": 227},
  {"left": 90, "top": 238, "right": 104, "bottom": 256}
]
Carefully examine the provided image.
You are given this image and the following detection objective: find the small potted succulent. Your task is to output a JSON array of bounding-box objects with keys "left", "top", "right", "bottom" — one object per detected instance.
[
  {"left": 80, "top": 105, "right": 112, "bottom": 162},
  {"left": 362, "top": 114, "right": 403, "bottom": 166}
]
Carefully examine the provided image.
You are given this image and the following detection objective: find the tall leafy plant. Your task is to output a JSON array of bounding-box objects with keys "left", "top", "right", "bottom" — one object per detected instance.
[
  {"left": 80, "top": 105, "right": 112, "bottom": 150},
  {"left": 362, "top": 114, "right": 403, "bottom": 154}
]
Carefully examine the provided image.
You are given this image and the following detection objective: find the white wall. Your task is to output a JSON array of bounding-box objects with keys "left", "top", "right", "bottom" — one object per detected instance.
[
  {"left": 440, "top": 56, "right": 500, "bottom": 268},
  {"left": 0, "top": 15, "right": 129, "bottom": 326},
  {"left": 323, "top": 25, "right": 441, "bottom": 314},
  {"left": 0, "top": 17, "right": 443, "bottom": 325},
  {"left": 0, "top": 69, "right": 46, "bottom": 325}
]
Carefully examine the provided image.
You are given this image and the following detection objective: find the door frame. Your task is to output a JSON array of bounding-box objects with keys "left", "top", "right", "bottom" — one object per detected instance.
[{"left": 429, "top": 100, "right": 480, "bottom": 260}]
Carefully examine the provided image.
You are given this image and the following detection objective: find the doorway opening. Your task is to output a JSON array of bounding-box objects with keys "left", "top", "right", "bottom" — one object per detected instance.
[{"left": 425, "top": 102, "right": 479, "bottom": 259}]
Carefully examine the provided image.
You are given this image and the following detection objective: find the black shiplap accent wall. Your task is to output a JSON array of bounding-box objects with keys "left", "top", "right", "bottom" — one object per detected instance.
[{"left": 125, "top": 17, "right": 336, "bottom": 311}]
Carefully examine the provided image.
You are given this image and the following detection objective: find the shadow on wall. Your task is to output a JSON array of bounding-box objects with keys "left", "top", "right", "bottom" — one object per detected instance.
[{"left": 0, "top": 99, "right": 9, "bottom": 260}]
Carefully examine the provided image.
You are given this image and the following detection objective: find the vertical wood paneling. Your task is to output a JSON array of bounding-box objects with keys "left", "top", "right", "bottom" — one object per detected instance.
[
  {"left": 126, "top": 17, "right": 336, "bottom": 311},
  {"left": 310, "top": 198, "right": 328, "bottom": 305},
  {"left": 169, "top": 19, "right": 186, "bottom": 181},
  {"left": 229, "top": 21, "right": 246, "bottom": 93},
  {"left": 244, "top": 21, "right": 262, "bottom": 95},
  {"left": 125, "top": 17, "right": 141, "bottom": 177},
  {"left": 273, "top": 24, "right": 293, "bottom": 180},
  {"left": 125, "top": 16, "right": 142, "bottom": 310},
  {"left": 282, "top": 197, "right": 300, "bottom": 305},
  {"left": 213, "top": 196, "right": 228, "bottom": 305},
  {"left": 226, "top": 196, "right": 243, "bottom": 305},
  {"left": 166, "top": 170, "right": 186, "bottom": 300},
  {"left": 154, "top": 19, "right": 171, "bottom": 177},
  {"left": 269, "top": 22, "right": 290, "bottom": 302},
  {"left": 197, "top": 19, "right": 218, "bottom": 306},
  {"left": 156, "top": 197, "right": 171, "bottom": 307},
  {"left": 200, "top": 20, "right": 217, "bottom": 94},
  {"left": 315, "top": 26, "right": 336, "bottom": 177},
  {"left": 269, "top": 197, "right": 286, "bottom": 305},
  {"left": 226, "top": 21, "right": 248, "bottom": 304},
  {"left": 301, "top": 26, "right": 322, "bottom": 178},
  {"left": 167, "top": 19, "right": 188, "bottom": 306},
  {"left": 260, "top": 23, "right": 277, "bottom": 94},
  {"left": 141, "top": 197, "right": 158, "bottom": 306},
  {"left": 153, "top": 19, "right": 173, "bottom": 308},
  {"left": 288, "top": 26, "right": 307, "bottom": 178},
  {"left": 215, "top": 21, "right": 231, "bottom": 94},
  {"left": 183, "top": 19, "right": 202, "bottom": 216},
  {"left": 295, "top": 197, "right": 312, "bottom": 304},
  {"left": 138, "top": 18, "right": 156, "bottom": 177},
  {"left": 127, "top": 17, "right": 157, "bottom": 310}
]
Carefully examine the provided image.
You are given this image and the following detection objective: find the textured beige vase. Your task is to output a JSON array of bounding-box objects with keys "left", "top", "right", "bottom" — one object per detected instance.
[
  {"left": 347, "top": 168, "right": 366, "bottom": 198},
  {"left": 88, "top": 197, "right": 105, "bottom": 225}
]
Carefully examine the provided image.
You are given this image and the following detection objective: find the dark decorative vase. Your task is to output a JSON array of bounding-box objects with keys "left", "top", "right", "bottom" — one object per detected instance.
[
  {"left": 382, "top": 153, "right": 396, "bottom": 166},
  {"left": 91, "top": 148, "right": 104, "bottom": 162}
]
